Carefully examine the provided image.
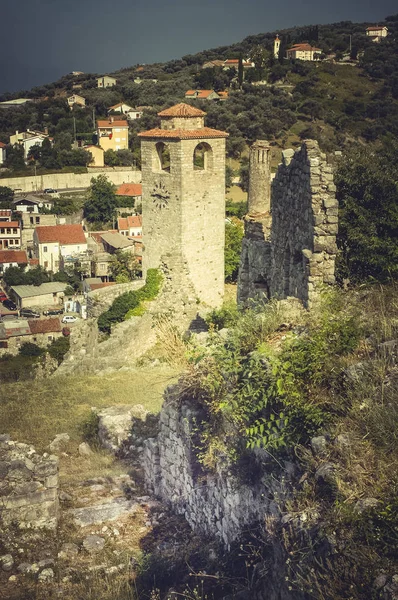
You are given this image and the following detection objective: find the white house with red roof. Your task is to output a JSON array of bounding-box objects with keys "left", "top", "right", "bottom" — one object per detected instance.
[
  {"left": 117, "top": 215, "right": 142, "bottom": 237},
  {"left": 116, "top": 183, "right": 142, "bottom": 201},
  {"left": 0, "top": 250, "right": 28, "bottom": 275},
  {"left": 286, "top": 43, "right": 322, "bottom": 61},
  {"left": 0, "top": 141, "right": 6, "bottom": 165},
  {"left": 0, "top": 220, "right": 21, "bottom": 250},
  {"left": 366, "top": 26, "right": 388, "bottom": 42},
  {"left": 185, "top": 90, "right": 222, "bottom": 101},
  {"left": 33, "top": 224, "right": 87, "bottom": 272}
]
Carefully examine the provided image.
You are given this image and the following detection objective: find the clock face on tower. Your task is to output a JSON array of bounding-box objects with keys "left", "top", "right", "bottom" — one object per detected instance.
[{"left": 151, "top": 181, "right": 170, "bottom": 209}]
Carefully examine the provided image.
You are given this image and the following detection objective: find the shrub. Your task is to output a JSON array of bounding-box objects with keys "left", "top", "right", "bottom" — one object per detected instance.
[
  {"left": 48, "top": 336, "right": 70, "bottom": 364},
  {"left": 98, "top": 269, "right": 162, "bottom": 333},
  {"left": 19, "top": 342, "right": 44, "bottom": 357}
]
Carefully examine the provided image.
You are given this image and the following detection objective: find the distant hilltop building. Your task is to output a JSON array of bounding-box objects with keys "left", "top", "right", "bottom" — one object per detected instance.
[
  {"left": 286, "top": 43, "right": 322, "bottom": 61},
  {"left": 184, "top": 89, "right": 228, "bottom": 101},
  {"left": 366, "top": 26, "right": 388, "bottom": 42},
  {"left": 97, "top": 75, "right": 117, "bottom": 88},
  {"left": 274, "top": 35, "right": 281, "bottom": 59},
  {"left": 0, "top": 98, "right": 33, "bottom": 109},
  {"left": 202, "top": 59, "right": 254, "bottom": 70}
]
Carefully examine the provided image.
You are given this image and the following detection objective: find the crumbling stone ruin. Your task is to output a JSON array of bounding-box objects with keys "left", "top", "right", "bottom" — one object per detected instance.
[
  {"left": 0, "top": 435, "right": 59, "bottom": 550},
  {"left": 238, "top": 139, "right": 338, "bottom": 307}
]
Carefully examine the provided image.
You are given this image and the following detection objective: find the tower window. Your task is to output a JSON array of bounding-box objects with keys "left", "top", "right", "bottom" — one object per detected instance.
[
  {"left": 193, "top": 142, "right": 213, "bottom": 171},
  {"left": 155, "top": 142, "right": 171, "bottom": 173}
]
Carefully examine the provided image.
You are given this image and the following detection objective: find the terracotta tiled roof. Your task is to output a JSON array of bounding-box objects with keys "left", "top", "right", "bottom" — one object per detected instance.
[
  {"left": 1, "top": 221, "right": 20, "bottom": 228},
  {"left": 118, "top": 215, "right": 142, "bottom": 230},
  {"left": 116, "top": 183, "right": 142, "bottom": 197},
  {"left": 0, "top": 209, "right": 12, "bottom": 217},
  {"left": 184, "top": 90, "right": 197, "bottom": 96},
  {"left": 29, "top": 258, "right": 39, "bottom": 266},
  {"left": 28, "top": 318, "right": 62, "bottom": 334},
  {"left": 89, "top": 282, "right": 116, "bottom": 291},
  {"left": 158, "top": 103, "right": 206, "bottom": 117},
  {"left": 0, "top": 250, "right": 27, "bottom": 264},
  {"left": 366, "top": 26, "right": 387, "bottom": 31},
  {"left": 0, "top": 142, "right": 6, "bottom": 148},
  {"left": 138, "top": 127, "right": 228, "bottom": 140},
  {"left": 288, "top": 44, "right": 321, "bottom": 51},
  {"left": 35, "top": 224, "right": 86, "bottom": 245},
  {"left": 97, "top": 119, "right": 128, "bottom": 128},
  {"left": 197, "top": 90, "right": 217, "bottom": 98},
  {"left": 218, "top": 91, "right": 228, "bottom": 98}
]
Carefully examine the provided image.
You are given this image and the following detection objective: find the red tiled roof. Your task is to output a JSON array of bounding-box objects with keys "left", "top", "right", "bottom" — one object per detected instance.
[
  {"left": 118, "top": 215, "right": 142, "bottom": 230},
  {"left": 35, "top": 224, "right": 86, "bottom": 245},
  {"left": 139, "top": 127, "right": 228, "bottom": 140},
  {"left": 1, "top": 221, "right": 20, "bottom": 228},
  {"left": 116, "top": 183, "right": 142, "bottom": 197},
  {"left": 0, "top": 142, "right": 6, "bottom": 148},
  {"left": 0, "top": 250, "right": 27, "bottom": 264},
  {"left": 185, "top": 90, "right": 197, "bottom": 96},
  {"left": 97, "top": 119, "right": 128, "bottom": 128},
  {"left": 29, "top": 258, "right": 39, "bottom": 266},
  {"left": 0, "top": 209, "right": 12, "bottom": 217},
  {"left": 197, "top": 90, "right": 217, "bottom": 98},
  {"left": 366, "top": 26, "right": 387, "bottom": 31},
  {"left": 288, "top": 44, "right": 322, "bottom": 51},
  {"left": 158, "top": 103, "right": 206, "bottom": 117},
  {"left": 28, "top": 318, "right": 62, "bottom": 334}
]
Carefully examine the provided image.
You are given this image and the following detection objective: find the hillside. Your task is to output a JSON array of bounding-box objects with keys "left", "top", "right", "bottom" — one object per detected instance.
[{"left": 0, "top": 14, "right": 397, "bottom": 174}]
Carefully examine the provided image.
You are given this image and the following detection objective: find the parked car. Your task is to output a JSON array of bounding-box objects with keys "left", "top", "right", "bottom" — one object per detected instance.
[
  {"left": 2, "top": 299, "right": 17, "bottom": 311},
  {"left": 0, "top": 291, "right": 7, "bottom": 302},
  {"left": 43, "top": 188, "right": 57, "bottom": 194},
  {"left": 43, "top": 308, "right": 64, "bottom": 316},
  {"left": 62, "top": 315, "right": 77, "bottom": 324},
  {"left": 20, "top": 308, "right": 40, "bottom": 318}
]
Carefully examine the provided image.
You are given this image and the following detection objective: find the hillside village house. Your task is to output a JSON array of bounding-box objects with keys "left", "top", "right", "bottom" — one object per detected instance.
[
  {"left": 0, "top": 220, "right": 21, "bottom": 250},
  {"left": 10, "top": 129, "right": 50, "bottom": 160},
  {"left": 13, "top": 196, "right": 53, "bottom": 213},
  {"left": 108, "top": 102, "right": 139, "bottom": 119},
  {"left": 0, "top": 141, "right": 6, "bottom": 165},
  {"left": 0, "top": 316, "right": 64, "bottom": 355},
  {"left": 366, "top": 26, "right": 388, "bottom": 42},
  {"left": 0, "top": 250, "right": 28, "bottom": 275},
  {"left": 10, "top": 282, "right": 67, "bottom": 309},
  {"left": 202, "top": 60, "right": 225, "bottom": 69},
  {"left": 117, "top": 215, "right": 142, "bottom": 237},
  {"left": 0, "top": 98, "right": 32, "bottom": 109},
  {"left": 0, "top": 210, "right": 12, "bottom": 222},
  {"left": 67, "top": 94, "right": 86, "bottom": 109},
  {"left": 19, "top": 213, "right": 57, "bottom": 252},
  {"left": 97, "top": 76, "right": 117, "bottom": 88},
  {"left": 116, "top": 183, "right": 142, "bottom": 205},
  {"left": 185, "top": 90, "right": 222, "bottom": 101},
  {"left": 286, "top": 43, "right": 322, "bottom": 60},
  {"left": 223, "top": 59, "right": 254, "bottom": 70},
  {"left": 33, "top": 224, "right": 87, "bottom": 272},
  {"left": 85, "top": 145, "right": 104, "bottom": 167},
  {"left": 97, "top": 118, "right": 129, "bottom": 151}
]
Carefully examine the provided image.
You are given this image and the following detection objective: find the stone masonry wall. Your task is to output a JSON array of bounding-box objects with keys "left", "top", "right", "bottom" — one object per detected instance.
[
  {"left": 238, "top": 140, "right": 338, "bottom": 307},
  {"left": 0, "top": 436, "right": 59, "bottom": 532},
  {"left": 142, "top": 389, "right": 293, "bottom": 548}
]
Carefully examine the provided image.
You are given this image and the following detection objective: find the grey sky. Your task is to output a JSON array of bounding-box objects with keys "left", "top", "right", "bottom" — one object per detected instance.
[{"left": 0, "top": 0, "right": 396, "bottom": 94}]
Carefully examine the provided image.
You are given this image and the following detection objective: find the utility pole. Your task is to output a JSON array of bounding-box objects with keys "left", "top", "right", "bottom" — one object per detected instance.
[
  {"left": 349, "top": 34, "right": 352, "bottom": 54},
  {"left": 73, "top": 117, "right": 76, "bottom": 143},
  {"left": 92, "top": 108, "right": 96, "bottom": 131}
]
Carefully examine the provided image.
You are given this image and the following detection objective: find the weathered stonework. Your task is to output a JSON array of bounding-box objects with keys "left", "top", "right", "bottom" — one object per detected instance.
[
  {"left": 238, "top": 140, "right": 338, "bottom": 307},
  {"left": 87, "top": 280, "right": 145, "bottom": 318},
  {"left": 139, "top": 104, "right": 227, "bottom": 308},
  {"left": 142, "top": 389, "right": 293, "bottom": 548},
  {"left": 0, "top": 437, "right": 59, "bottom": 532}
]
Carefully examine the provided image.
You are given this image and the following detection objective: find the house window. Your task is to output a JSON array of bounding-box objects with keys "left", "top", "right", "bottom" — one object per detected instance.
[
  {"left": 0, "top": 229, "right": 4, "bottom": 234},
  {"left": 13, "top": 229, "right": 17, "bottom": 234},
  {"left": 6, "top": 229, "right": 11, "bottom": 234},
  {"left": 30, "top": 217, "right": 34, "bottom": 224},
  {"left": 43, "top": 246, "right": 47, "bottom": 252},
  {"left": 48, "top": 335, "right": 54, "bottom": 341},
  {"left": 44, "top": 261, "right": 48, "bottom": 268},
  {"left": 36, "top": 217, "right": 40, "bottom": 224},
  {"left": 9, "top": 240, "right": 13, "bottom": 245}
]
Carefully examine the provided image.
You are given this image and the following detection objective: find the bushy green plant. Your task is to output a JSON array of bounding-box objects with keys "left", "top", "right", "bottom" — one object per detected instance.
[
  {"left": 205, "top": 302, "right": 239, "bottom": 330},
  {"left": 19, "top": 342, "right": 44, "bottom": 357},
  {"left": 48, "top": 336, "right": 70, "bottom": 364},
  {"left": 98, "top": 269, "right": 162, "bottom": 333}
]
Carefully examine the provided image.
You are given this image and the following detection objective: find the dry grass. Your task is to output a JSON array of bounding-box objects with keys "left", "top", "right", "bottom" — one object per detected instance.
[{"left": 0, "top": 367, "right": 177, "bottom": 451}]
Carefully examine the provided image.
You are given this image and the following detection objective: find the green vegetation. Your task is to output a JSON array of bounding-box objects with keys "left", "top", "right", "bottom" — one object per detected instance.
[
  {"left": 225, "top": 219, "right": 244, "bottom": 282},
  {"left": 336, "top": 141, "right": 398, "bottom": 283},
  {"left": 97, "top": 268, "right": 162, "bottom": 333},
  {"left": 83, "top": 174, "right": 117, "bottom": 225},
  {"left": 110, "top": 249, "right": 141, "bottom": 282},
  {"left": 3, "top": 265, "right": 81, "bottom": 290}
]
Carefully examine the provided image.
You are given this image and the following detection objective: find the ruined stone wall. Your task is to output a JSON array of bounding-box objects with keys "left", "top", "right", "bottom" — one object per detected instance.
[
  {"left": 0, "top": 436, "right": 59, "bottom": 532},
  {"left": 237, "top": 140, "right": 338, "bottom": 307},
  {"left": 142, "top": 389, "right": 293, "bottom": 548}
]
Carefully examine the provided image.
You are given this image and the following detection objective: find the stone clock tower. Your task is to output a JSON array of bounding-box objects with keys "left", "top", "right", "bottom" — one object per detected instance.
[{"left": 139, "top": 103, "right": 228, "bottom": 307}]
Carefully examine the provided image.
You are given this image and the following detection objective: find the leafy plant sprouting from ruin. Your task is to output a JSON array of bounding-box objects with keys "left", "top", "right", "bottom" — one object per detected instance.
[
  {"left": 181, "top": 290, "right": 361, "bottom": 468},
  {"left": 97, "top": 268, "right": 162, "bottom": 334}
]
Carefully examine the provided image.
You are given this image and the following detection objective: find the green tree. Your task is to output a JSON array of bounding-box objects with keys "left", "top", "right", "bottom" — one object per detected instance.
[
  {"left": 83, "top": 174, "right": 117, "bottom": 224},
  {"left": 225, "top": 219, "right": 244, "bottom": 282},
  {"left": 238, "top": 54, "right": 244, "bottom": 89},
  {"left": 0, "top": 186, "right": 14, "bottom": 208},
  {"left": 109, "top": 250, "right": 140, "bottom": 282},
  {"left": 336, "top": 142, "right": 398, "bottom": 283},
  {"left": 5, "top": 145, "right": 26, "bottom": 170}
]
